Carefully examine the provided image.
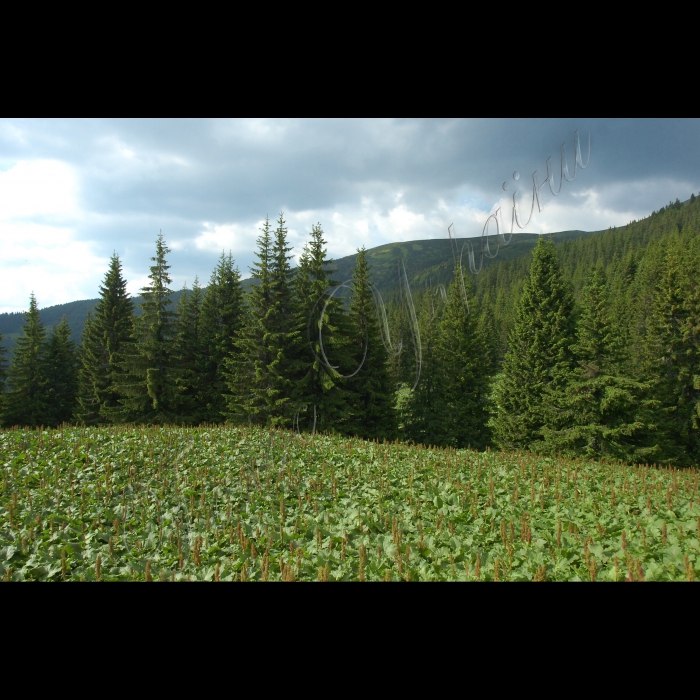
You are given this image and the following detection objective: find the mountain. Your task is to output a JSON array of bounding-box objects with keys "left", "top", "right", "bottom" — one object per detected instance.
[
  {"left": 332, "top": 230, "right": 592, "bottom": 293},
  {"left": 0, "top": 229, "right": 592, "bottom": 352},
  {"left": 2, "top": 191, "right": 697, "bottom": 356},
  {"left": 0, "top": 291, "right": 191, "bottom": 355}
]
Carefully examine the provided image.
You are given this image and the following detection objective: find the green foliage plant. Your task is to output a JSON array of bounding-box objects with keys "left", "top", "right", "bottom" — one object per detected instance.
[
  {"left": 225, "top": 219, "right": 274, "bottom": 425},
  {"left": 1, "top": 423, "right": 697, "bottom": 582},
  {"left": 227, "top": 215, "right": 300, "bottom": 428}
]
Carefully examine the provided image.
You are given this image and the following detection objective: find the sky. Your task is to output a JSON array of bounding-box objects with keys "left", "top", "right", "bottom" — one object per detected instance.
[{"left": 1, "top": 117, "right": 699, "bottom": 313}]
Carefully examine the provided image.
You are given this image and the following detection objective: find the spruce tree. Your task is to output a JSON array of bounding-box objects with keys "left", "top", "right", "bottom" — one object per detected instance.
[
  {"left": 436, "top": 276, "right": 494, "bottom": 450},
  {"left": 401, "top": 290, "right": 446, "bottom": 446},
  {"left": 0, "top": 333, "right": 5, "bottom": 380},
  {"left": 386, "top": 293, "right": 414, "bottom": 388},
  {"left": 44, "top": 316, "right": 79, "bottom": 427},
  {"left": 75, "top": 312, "right": 99, "bottom": 423},
  {"left": 541, "top": 269, "right": 652, "bottom": 462},
  {"left": 291, "top": 224, "right": 353, "bottom": 435},
  {"left": 75, "top": 254, "right": 134, "bottom": 424},
  {"left": 225, "top": 217, "right": 276, "bottom": 425},
  {"left": 199, "top": 253, "right": 244, "bottom": 423},
  {"left": 492, "top": 238, "right": 576, "bottom": 451},
  {"left": 174, "top": 280, "right": 205, "bottom": 424},
  {"left": 476, "top": 287, "right": 500, "bottom": 372},
  {"left": 0, "top": 332, "right": 6, "bottom": 420},
  {"left": 264, "top": 212, "right": 300, "bottom": 425},
  {"left": 642, "top": 231, "right": 700, "bottom": 466},
  {"left": 112, "top": 233, "right": 179, "bottom": 424},
  {"left": 3, "top": 294, "right": 49, "bottom": 427},
  {"left": 344, "top": 247, "right": 397, "bottom": 440}
]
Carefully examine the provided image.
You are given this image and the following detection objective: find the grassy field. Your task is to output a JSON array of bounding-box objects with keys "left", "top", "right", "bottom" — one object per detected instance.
[{"left": 1, "top": 425, "right": 698, "bottom": 581}]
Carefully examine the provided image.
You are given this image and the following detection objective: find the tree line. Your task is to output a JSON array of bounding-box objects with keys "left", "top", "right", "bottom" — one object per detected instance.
[
  {"left": 0, "top": 201, "right": 698, "bottom": 468},
  {"left": 403, "top": 197, "right": 700, "bottom": 468},
  {"left": 0, "top": 216, "right": 397, "bottom": 441}
]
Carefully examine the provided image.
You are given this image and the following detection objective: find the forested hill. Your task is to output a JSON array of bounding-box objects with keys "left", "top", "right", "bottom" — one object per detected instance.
[
  {"left": 471, "top": 195, "right": 700, "bottom": 353},
  {"left": 1, "top": 193, "right": 697, "bottom": 350},
  {"left": 0, "top": 290, "right": 188, "bottom": 352},
  {"left": 0, "top": 229, "right": 591, "bottom": 349},
  {"left": 330, "top": 229, "right": 592, "bottom": 292}
]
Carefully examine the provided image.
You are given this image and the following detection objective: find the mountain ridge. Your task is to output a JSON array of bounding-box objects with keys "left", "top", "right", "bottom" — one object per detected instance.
[{"left": 0, "top": 229, "right": 593, "bottom": 351}]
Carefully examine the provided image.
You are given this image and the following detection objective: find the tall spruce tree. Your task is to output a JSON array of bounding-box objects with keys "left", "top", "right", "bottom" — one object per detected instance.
[
  {"left": 291, "top": 224, "right": 353, "bottom": 434},
  {"left": 44, "top": 316, "right": 79, "bottom": 427},
  {"left": 3, "top": 294, "right": 49, "bottom": 427},
  {"left": 75, "top": 254, "right": 134, "bottom": 424},
  {"left": 492, "top": 237, "right": 576, "bottom": 451},
  {"left": 174, "top": 280, "right": 205, "bottom": 424},
  {"left": 199, "top": 253, "right": 245, "bottom": 422},
  {"left": 344, "top": 247, "right": 397, "bottom": 440},
  {"left": 226, "top": 215, "right": 297, "bottom": 426},
  {"left": 541, "top": 269, "right": 653, "bottom": 462},
  {"left": 436, "top": 276, "right": 494, "bottom": 450},
  {"left": 265, "top": 212, "right": 299, "bottom": 425},
  {"left": 641, "top": 231, "right": 700, "bottom": 466},
  {"left": 111, "top": 233, "right": 179, "bottom": 424},
  {"left": 225, "top": 219, "right": 273, "bottom": 424}
]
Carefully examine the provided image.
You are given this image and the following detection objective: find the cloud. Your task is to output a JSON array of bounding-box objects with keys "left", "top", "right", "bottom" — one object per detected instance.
[
  {"left": 193, "top": 220, "right": 263, "bottom": 258},
  {"left": 1, "top": 119, "right": 699, "bottom": 313},
  {"left": 0, "top": 159, "right": 78, "bottom": 219},
  {"left": 0, "top": 159, "right": 110, "bottom": 311},
  {"left": 1, "top": 220, "right": 108, "bottom": 310}
]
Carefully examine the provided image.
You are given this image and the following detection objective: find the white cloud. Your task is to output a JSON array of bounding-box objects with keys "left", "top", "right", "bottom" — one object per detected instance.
[
  {"left": 0, "top": 160, "right": 108, "bottom": 312},
  {"left": 0, "top": 159, "right": 77, "bottom": 220},
  {"left": 187, "top": 186, "right": 633, "bottom": 272},
  {"left": 0, "top": 221, "right": 109, "bottom": 311},
  {"left": 123, "top": 271, "right": 153, "bottom": 299},
  {"left": 0, "top": 153, "right": 682, "bottom": 316},
  {"left": 193, "top": 221, "right": 262, "bottom": 256},
  {"left": 499, "top": 184, "right": 653, "bottom": 235}
]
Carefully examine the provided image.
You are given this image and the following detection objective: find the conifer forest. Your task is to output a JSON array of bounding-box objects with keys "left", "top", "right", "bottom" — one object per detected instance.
[{"left": 1, "top": 199, "right": 699, "bottom": 582}]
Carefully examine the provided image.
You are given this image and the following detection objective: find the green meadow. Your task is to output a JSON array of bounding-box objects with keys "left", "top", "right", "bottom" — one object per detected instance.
[{"left": 1, "top": 425, "right": 697, "bottom": 582}]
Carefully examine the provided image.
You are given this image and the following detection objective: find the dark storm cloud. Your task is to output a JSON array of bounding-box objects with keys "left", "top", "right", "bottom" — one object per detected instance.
[{"left": 4, "top": 118, "right": 699, "bottom": 227}]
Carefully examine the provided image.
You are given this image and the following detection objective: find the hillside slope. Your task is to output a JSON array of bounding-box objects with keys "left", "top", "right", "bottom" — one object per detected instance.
[
  {"left": 0, "top": 229, "right": 591, "bottom": 351},
  {"left": 470, "top": 195, "right": 700, "bottom": 352},
  {"left": 0, "top": 289, "right": 188, "bottom": 352},
  {"left": 1, "top": 423, "right": 697, "bottom": 581}
]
